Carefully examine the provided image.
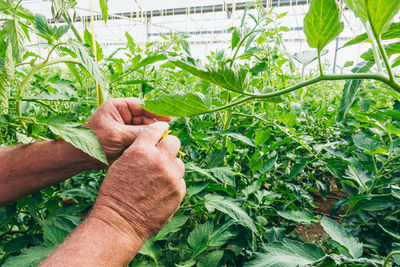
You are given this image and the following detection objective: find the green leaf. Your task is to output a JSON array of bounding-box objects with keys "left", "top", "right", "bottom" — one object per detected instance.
[
  {"left": 3, "top": 246, "right": 54, "bottom": 267},
  {"left": 254, "top": 129, "right": 270, "bottom": 146},
  {"left": 68, "top": 40, "right": 108, "bottom": 91},
  {"left": 43, "top": 207, "right": 81, "bottom": 247},
  {"left": 306, "top": 254, "right": 379, "bottom": 267},
  {"left": 169, "top": 57, "right": 250, "bottom": 93},
  {"left": 197, "top": 251, "right": 224, "bottom": 267},
  {"left": 293, "top": 50, "right": 328, "bottom": 67},
  {"left": 320, "top": 216, "right": 363, "bottom": 259},
  {"left": 352, "top": 133, "right": 379, "bottom": 152},
  {"left": 35, "top": 14, "right": 53, "bottom": 37},
  {"left": 277, "top": 210, "right": 315, "bottom": 224},
  {"left": 220, "top": 132, "right": 255, "bottom": 147},
  {"left": 342, "top": 33, "right": 370, "bottom": 48},
  {"left": 99, "top": 0, "right": 108, "bottom": 23},
  {"left": 344, "top": 0, "right": 400, "bottom": 36},
  {"left": 304, "top": 0, "right": 344, "bottom": 52},
  {"left": 187, "top": 221, "right": 214, "bottom": 254},
  {"left": 154, "top": 215, "right": 190, "bottom": 241},
  {"left": 205, "top": 194, "right": 258, "bottom": 234},
  {"left": 2, "top": 19, "right": 25, "bottom": 59},
  {"left": 231, "top": 28, "right": 240, "bottom": 49},
  {"left": 138, "top": 239, "right": 161, "bottom": 260},
  {"left": 245, "top": 238, "right": 325, "bottom": 267},
  {"left": 142, "top": 92, "right": 211, "bottom": 117},
  {"left": 0, "top": 204, "right": 17, "bottom": 229},
  {"left": 47, "top": 116, "right": 108, "bottom": 165},
  {"left": 0, "top": 43, "right": 14, "bottom": 114},
  {"left": 337, "top": 61, "right": 374, "bottom": 121},
  {"left": 361, "top": 42, "right": 400, "bottom": 61}
]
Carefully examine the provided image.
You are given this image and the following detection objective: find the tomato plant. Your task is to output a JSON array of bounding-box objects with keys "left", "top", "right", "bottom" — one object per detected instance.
[{"left": 1, "top": 0, "right": 400, "bottom": 266}]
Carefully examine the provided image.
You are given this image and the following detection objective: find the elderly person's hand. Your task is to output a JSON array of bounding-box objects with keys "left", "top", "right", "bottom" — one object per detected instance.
[
  {"left": 41, "top": 122, "right": 186, "bottom": 266},
  {"left": 86, "top": 98, "right": 171, "bottom": 162}
]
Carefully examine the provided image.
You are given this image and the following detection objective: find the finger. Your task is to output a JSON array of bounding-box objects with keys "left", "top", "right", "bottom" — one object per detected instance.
[
  {"left": 133, "top": 122, "right": 170, "bottom": 147},
  {"left": 157, "top": 135, "right": 181, "bottom": 158},
  {"left": 143, "top": 110, "right": 172, "bottom": 123},
  {"left": 114, "top": 98, "right": 172, "bottom": 124},
  {"left": 176, "top": 158, "right": 185, "bottom": 179},
  {"left": 112, "top": 98, "right": 138, "bottom": 125},
  {"left": 132, "top": 116, "right": 157, "bottom": 125}
]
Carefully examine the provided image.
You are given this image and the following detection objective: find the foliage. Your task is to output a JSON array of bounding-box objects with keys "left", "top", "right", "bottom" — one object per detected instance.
[{"left": 0, "top": 0, "right": 400, "bottom": 266}]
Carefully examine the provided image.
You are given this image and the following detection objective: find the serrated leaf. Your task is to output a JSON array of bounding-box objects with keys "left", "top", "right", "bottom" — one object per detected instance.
[
  {"left": 361, "top": 42, "right": 400, "bottom": 61},
  {"left": 187, "top": 221, "right": 214, "bottom": 254},
  {"left": 68, "top": 40, "right": 108, "bottom": 91},
  {"left": 352, "top": 133, "right": 379, "bottom": 152},
  {"left": 305, "top": 254, "right": 379, "bottom": 267},
  {"left": 293, "top": 50, "right": 328, "bottom": 67},
  {"left": 142, "top": 92, "right": 211, "bottom": 117},
  {"left": 0, "top": 43, "right": 14, "bottom": 114},
  {"left": 169, "top": 57, "right": 250, "bottom": 93},
  {"left": 321, "top": 216, "right": 363, "bottom": 259},
  {"left": 277, "top": 210, "right": 315, "bottom": 224},
  {"left": 154, "top": 215, "right": 190, "bottom": 241},
  {"left": 2, "top": 19, "right": 25, "bottom": 59},
  {"left": 47, "top": 116, "right": 108, "bottom": 165},
  {"left": 99, "top": 0, "right": 108, "bottom": 23},
  {"left": 304, "top": 0, "right": 344, "bottom": 52},
  {"left": 197, "top": 251, "right": 224, "bottom": 267},
  {"left": 139, "top": 239, "right": 161, "bottom": 260},
  {"left": 0, "top": 204, "right": 17, "bottom": 229},
  {"left": 344, "top": 0, "right": 400, "bottom": 36},
  {"left": 245, "top": 238, "right": 325, "bottom": 267},
  {"left": 35, "top": 14, "right": 53, "bottom": 37},
  {"left": 205, "top": 194, "right": 258, "bottom": 234},
  {"left": 3, "top": 246, "right": 54, "bottom": 267},
  {"left": 337, "top": 61, "right": 374, "bottom": 121}
]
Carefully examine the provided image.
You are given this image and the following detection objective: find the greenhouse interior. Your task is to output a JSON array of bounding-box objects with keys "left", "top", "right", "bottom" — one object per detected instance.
[{"left": 1, "top": 0, "right": 400, "bottom": 266}]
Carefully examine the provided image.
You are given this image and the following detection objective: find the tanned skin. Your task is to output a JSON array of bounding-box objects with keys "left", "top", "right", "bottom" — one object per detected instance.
[{"left": 0, "top": 98, "right": 186, "bottom": 266}]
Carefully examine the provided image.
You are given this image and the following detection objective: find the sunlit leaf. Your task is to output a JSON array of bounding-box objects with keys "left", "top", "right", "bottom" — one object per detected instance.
[
  {"left": 169, "top": 56, "right": 250, "bottom": 93},
  {"left": 99, "top": 0, "right": 108, "bottom": 23},
  {"left": 344, "top": 0, "right": 400, "bottom": 36},
  {"left": 0, "top": 43, "right": 14, "bottom": 114},
  {"left": 142, "top": 92, "right": 212, "bottom": 117},
  {"left": 304, "top": 0, "right": 344, "bottom": 52},
  {"left": 47, "top": 115, "right": 108, "bottom": 165}
]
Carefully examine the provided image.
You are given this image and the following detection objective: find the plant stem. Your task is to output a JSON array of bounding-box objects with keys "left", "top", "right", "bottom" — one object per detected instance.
[
  {"left": 317, "top": 51, "right": 323, "bottom": 76},
  {"left": 384, "top": 251, "right": 400, "bottom": 267},
  {"left": 375, "top": 34, "right": 395, "bottom": 82},
  {"left": 203, "top": 73, "right": 400, "bottom": 115},
  {"left": 16, "top": 58, "right": 81, "bottom": 131}
]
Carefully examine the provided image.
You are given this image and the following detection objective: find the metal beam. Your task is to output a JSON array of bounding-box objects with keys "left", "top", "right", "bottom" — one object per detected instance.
[{"left": 50, "top": 0, "right": 309, "bottom": 23}]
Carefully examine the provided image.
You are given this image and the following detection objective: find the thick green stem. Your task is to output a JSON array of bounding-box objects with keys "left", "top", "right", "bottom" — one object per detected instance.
[
  {"left": 375, "top": 34, "right": 395, "bottom": 82},
  {"left": 317, "top": 51, "right": 323, "bottom": 76},
  {"left": 203, "top": 73, "right": 400, "bottom": 115},
  {"left": 384, "top": 251, "right": 400, "bottom": 267},
  {"left": 16, "top": 58, "right": 81, "bottom": 131}
]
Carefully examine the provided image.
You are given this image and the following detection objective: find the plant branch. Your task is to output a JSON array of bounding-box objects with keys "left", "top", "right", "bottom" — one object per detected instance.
[
  {"left": 16, "top": 58, "right": 81, "bottom": 131},
  {"left": 384, "top": 251, "right": 400, "bottom": 267},
  {"left": 375, "top": 34, "right": 395, "bottom": 82}
]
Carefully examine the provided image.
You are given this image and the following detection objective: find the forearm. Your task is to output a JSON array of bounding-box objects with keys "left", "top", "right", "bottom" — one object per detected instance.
[
  {"left": 0, "top": 139, "right": 103, "bottom": 206},
  {"left": 40, "top": 214, "right": 144, "bottom": 266}
]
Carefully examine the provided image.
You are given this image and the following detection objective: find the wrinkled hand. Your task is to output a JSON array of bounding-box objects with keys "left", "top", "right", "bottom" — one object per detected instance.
[
  {"left": 86, "top": 98, "right": 171, "bottom": 162},
  {"left": 90, "top": 122, "right": 186, "bottom": 242}
]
